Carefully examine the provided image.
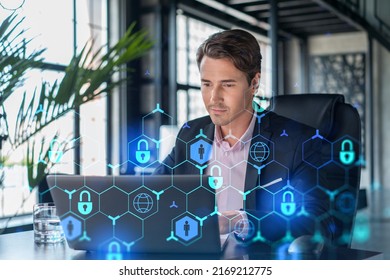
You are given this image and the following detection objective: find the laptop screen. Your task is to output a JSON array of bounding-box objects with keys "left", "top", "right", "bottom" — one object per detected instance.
[{"left": 47, "top": 175, "right": 225, "bottom": 254}]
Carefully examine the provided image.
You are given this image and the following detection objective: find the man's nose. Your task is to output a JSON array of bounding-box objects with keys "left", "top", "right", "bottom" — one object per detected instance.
[{"left": 210, "top": 86, "right": 223, "bottom": 102}]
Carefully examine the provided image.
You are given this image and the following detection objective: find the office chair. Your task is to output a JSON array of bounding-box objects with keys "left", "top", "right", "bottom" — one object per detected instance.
[{"left": 270, "top": 93, "right": 362, "bottom": 247}]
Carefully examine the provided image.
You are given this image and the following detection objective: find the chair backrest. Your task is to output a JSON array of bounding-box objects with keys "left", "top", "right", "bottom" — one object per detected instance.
[{"left": 270, "top": 93, "right": 361, "bottom": 247}]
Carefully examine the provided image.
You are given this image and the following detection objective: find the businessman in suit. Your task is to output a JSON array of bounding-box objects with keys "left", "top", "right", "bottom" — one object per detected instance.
[{"left": 154, "top": 29, "right": 334, "bottom": 244}]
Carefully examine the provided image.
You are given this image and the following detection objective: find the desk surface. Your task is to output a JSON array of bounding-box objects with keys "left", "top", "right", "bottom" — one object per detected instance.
[{"left": 0, "top": 231, "right": 383, "bottom": 260}]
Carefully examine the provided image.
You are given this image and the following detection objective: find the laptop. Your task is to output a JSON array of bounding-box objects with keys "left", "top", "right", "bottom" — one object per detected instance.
[{"left": 46, "top": 174, "right": 229, "bottom": 255}]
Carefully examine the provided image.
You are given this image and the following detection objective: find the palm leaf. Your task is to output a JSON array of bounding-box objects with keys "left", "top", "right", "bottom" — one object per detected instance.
[
  {"left": 0, "top": 13, "right": 44, "bottom": 103},
  {"left": 12, "top": 23, "right": 153, "bottom": 149}
]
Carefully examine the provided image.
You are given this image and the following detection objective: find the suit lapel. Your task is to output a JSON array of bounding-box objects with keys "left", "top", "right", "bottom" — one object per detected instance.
[{"left": 204, "top": 121, "right": 215, "bottom": 140}]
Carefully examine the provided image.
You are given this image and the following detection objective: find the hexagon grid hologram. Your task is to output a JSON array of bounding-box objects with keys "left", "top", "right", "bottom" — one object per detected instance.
[{"left": 43, "top": 102, "right": 362, "bottom": 254}]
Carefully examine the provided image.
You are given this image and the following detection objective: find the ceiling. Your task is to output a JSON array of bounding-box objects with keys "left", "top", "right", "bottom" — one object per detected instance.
[{"left": 196, "top": 0, "right": 361, "bottom": 39}]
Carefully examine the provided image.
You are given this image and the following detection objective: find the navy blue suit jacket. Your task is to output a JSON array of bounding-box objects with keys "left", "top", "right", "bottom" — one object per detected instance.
[{"left": 154, "top": 111, "right": 334, "bottom": 243}]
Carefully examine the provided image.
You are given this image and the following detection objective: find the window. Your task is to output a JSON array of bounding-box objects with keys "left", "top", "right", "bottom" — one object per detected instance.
[
  {"left": 0, "top": 0, "right": 108, "bottom": 229},
  {"left": 176, "top": 14, "right": 220, "bottom": 127}
]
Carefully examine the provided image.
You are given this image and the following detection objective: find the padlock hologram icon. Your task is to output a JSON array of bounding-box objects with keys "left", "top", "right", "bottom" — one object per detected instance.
[
  {"left": 106, "top": 241, "right": 122, "bottom": 260},
  {"left": 78, "top": 190, "right": 93, "bottom": 215},
  {"left": 208, "top": 165, "right": 223, "bottom": 189},
  {"left": 48, "top": 139, "right": 64, "bottom": 163},
  {"left": 135, "top": 139, "right": 151, "bottom": 164},
  {"left": 340, "top": 139, "right": 355, "bottom": 165},
  {"left": 281, "top": 190, "right": 296, "bottom": 216}
]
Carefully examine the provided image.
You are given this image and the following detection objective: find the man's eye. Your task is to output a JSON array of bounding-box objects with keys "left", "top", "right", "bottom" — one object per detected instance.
[
  {"left": 224, "top": 83, "right": 234, "bottom": 87},
  {"left": 202, "top": 83, "right": 211, "bottom": 87}
]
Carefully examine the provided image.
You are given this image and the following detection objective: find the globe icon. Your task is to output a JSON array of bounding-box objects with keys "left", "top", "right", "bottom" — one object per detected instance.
[
  {"left": 250, "top": 141, "right": 270, "bottom": 162},
  {"left": 234, "top": 219, "right": 255, "bottom": 240},
  {"left": 133, "top": 193, "right": 153, "bottom": 213}
]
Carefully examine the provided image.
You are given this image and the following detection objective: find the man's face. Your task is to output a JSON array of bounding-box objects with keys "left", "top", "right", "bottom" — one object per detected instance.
[{"left": 200, "top": 56, "right": 257, "bottom": 129}]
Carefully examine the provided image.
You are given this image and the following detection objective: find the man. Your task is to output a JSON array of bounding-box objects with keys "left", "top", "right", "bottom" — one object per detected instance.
[{"left": 154, "top": 29, "right": 333, "bottom": 245}]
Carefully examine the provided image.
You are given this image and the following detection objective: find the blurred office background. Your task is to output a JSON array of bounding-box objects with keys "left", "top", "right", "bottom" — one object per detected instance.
[{"left": 0, "top": 0, "right": 389, "bottom": 258}]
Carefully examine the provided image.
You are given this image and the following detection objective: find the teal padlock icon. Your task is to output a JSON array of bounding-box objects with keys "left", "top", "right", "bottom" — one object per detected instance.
[
  {"left": 48, "top": 139, "right": 63, "bottom": 163},
  {"left": 135, "top": 139, "right": 151, "bottom": 163},
  {"left": 281, "top": 191, "right": 296, "bottom": 216},
  {"left": 340, "top": 139, "right": 355, "bottom": 165},
  {"left": 208, "top": 165, "right": 223, "bottom": 189},
  {"left": 78, "top": 190, "right": 93, "bottom": 215},
  {"left": 106, "top": 241, "right": 122, "bottom": 260}
]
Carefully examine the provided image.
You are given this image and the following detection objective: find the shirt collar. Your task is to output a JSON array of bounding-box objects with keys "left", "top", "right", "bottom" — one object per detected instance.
[{"left": 214, "top": 112, "right": 257, "bottom": 151}]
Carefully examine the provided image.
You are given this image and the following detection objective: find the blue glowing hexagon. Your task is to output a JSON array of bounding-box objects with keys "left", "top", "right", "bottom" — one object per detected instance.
[
  {"left": 333, "top": 136, "right": 360, "bottom": 168},
  {"left": 336, "top": 191, "right": 356, "bottom": 214},
  {"left": 128, "top": 135, "right": 158, "bottom": 168},
  {"left": 133, "top": 192, "right": 154, "bottom": 214},
  {"left": 249, "top": 141, "right": 270, "bottom": 163},
  {"left": 190, "top": 139, "right": 212, "bottom": 165},
  {"left": 174, "top": 215, "right": 199, "bottom": 241},
  {"left": 129, "top": 187, "right": 158, "bottom": 220},
  {"left": 61, "top": 215, "right": 82, "bottom": 241},
  {"left": 303, "top": 135, "right": 332, "bottom": 168}
]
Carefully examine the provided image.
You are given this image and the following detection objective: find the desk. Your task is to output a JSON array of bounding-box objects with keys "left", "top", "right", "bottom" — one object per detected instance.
[{"left": 0, "top": 230, "right": 383, "bottom": 260}]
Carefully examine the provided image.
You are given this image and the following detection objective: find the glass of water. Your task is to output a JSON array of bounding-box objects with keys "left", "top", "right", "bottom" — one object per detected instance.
[{"left": 33, "top": 203, "right": 65, "bottom": 244}]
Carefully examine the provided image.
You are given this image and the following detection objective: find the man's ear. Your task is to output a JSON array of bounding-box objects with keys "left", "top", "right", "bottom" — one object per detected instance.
[
  {"left": 251, "top": 73, "right": 261, "bottom": 92},
  {"left": 252, "top": 73, "right": 261, "bottom": 88},
  {"left": 251, "top": 80, "right": 257, "bottom": 89}
]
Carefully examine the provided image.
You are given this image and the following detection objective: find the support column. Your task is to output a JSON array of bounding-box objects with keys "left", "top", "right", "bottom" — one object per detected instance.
[
  {"left": 269, "top": 0, "right": 279, "bottom": 96},
  {"left": 300, "top": 38, "right": 309, "bottom": 93}
]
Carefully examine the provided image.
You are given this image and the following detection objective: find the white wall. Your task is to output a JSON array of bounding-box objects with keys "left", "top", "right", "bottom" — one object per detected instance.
[{"left": 308, "top": 32, "right": 367, "bottom": 55}]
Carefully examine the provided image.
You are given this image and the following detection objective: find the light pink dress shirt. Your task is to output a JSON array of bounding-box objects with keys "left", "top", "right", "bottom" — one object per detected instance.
[{"left": 206, "top": 113, "right": 257, "bottom": 213}]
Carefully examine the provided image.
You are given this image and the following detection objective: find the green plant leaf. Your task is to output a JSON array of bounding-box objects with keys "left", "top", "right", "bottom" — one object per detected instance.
[
  {"left": 12, "top": 22, "right": 153, "bottom": 150},
  {"left": 0, "top": 13, "right": 44, "bottom": 103}
]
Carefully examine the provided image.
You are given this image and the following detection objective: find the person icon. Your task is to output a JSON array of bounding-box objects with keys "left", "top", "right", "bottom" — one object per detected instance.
[
  {"left": 198, "top": 144, "right": 205, "bottom": 160},
  {"left": 67, "top": 220, "right": 74, "bottom": 236},
  {"left": 184, "top": 220, "right": 190, "bottom": 236}
]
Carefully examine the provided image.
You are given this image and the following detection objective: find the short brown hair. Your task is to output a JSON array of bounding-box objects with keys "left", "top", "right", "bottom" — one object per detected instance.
[{"left": 196, "top": 29, "right": 262, "bottom": 85}]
